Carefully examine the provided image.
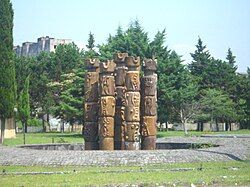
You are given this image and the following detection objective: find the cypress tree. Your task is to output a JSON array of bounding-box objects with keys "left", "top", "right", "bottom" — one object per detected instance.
[{"left": 0, "top": 0, "right": 15, "bottom": 144}]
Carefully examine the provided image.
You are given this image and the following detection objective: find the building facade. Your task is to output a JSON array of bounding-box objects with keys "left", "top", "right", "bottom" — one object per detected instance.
[{"left": 14, "top": 36, "right": 72, "bottom": 56}]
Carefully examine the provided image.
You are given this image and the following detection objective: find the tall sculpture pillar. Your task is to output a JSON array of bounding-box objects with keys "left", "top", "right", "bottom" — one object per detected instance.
[
  {"left": 114, "top": 53, "right": 128, "bottom": 150},
  {"left": 83, "top": 59, "right": 100, "bottom": 150},
  {"left": 141, "top": 59, "right": 157, "bottom": 150},
  {"left": 124, "top": 56, "right": 141, "bottom": 150},
  {"left": 99, "top": 60, "right": 116, "bottom": 150}
]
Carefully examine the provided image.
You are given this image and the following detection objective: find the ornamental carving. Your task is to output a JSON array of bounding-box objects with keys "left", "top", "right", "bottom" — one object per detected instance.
[
  {"left": 99, "top": 75, "right": 115, "bottom": 96},
  {"left": 114, "top": 53, "right": 128, "bottom": 64},
  {"left": 125, "top": 56, "right": 140, "bottom": 67},
  {"left": 85, "top": 59, "right": 100, "bottom": 69},
  {"left": 143, "top": 96, "right": 157, "bottom": 116},
  {"left": 141, "top": 76, "right": 157, "bottom": 96},
  {"left": 141, "top": 116, "right": 157, "bottom": 136},
  {"left": 125, "top": 92, "right": 140, "bottom": 107},
  {"left": 143, "top": 59, "right": 157, "bottom": 72},
  {"left": 100, "top": 60, "right": 116, "bottom": 73},
  {"left": 99, "top": 117, "right": 114, "bottom": 138},
  {"left": 125, "top": 122, "right": 140, "bottom": 142},
  {"left": 125, "top": 71, "right": 140, "bottom": 91},
  {"left": 115, "top": 67, "right": 127, "bottom": 86},
  {"left": 125, "top": 106, "right": 140, "bottom": 122},
  {"left": 100, "top": 96, "right": 115, "bottom": 117}
]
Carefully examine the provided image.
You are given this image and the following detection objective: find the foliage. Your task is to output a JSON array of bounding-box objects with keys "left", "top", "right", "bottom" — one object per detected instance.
[
  {"left": 0, "top": 0, "right": 15, "bottom": 144},
  {"left": 17, "top": 75, "right": 30, "bottom": 133}
]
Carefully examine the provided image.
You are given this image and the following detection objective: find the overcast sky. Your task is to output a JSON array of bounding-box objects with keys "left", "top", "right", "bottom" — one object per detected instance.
[{"left": 12, "top": 0, "right": 250, "bottom": 72}]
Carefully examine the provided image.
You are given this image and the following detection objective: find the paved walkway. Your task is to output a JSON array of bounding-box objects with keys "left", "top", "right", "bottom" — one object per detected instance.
[{"left": 0, "top": 137, "right": 249, "bottom": 166}]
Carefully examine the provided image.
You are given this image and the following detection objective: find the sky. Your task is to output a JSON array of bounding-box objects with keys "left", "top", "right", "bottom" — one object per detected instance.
[{"left": 12, "top": 0, "right": 250, "bottom": 73}]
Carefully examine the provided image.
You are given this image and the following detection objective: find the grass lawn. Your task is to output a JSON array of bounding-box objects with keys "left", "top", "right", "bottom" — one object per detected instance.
[
  {"left": 3, "top": 132, "right": 83, "bottom": 146},
  {"left": 157, "top": 129, "right": 250, "bottom": 138},
  {"left": 0, "top": 161, "right": 249, "bottom": 186},
  {"left": 3, "top": 129, "right": 250, "bottom": 146}
]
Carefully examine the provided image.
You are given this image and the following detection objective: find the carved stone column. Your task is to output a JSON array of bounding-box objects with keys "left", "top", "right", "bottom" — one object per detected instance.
[
  {"left": 141, "top": 59, "right": 157, "bottom": 150},
  {"left": 124, "top": 56, "right": 141, "bottom": 150},
  {"left": 114, "top": 53, "right": 128, "bottom": 150},
  {"left": 99, "top": 60, "right": 116, "bottom": 150},
  {"left": 83, "top": 59, "right": 100, "bottom": 150}
]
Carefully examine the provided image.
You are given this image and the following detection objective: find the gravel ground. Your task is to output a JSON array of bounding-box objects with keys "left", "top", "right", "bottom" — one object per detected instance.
[{"left": 0, "top": 136, "right": 249, "bottom": 166}]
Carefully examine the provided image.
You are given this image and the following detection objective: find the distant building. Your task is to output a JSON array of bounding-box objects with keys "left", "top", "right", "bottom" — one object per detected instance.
[{"left": 14, "top": 36, "right": 72, "bottom": 56}]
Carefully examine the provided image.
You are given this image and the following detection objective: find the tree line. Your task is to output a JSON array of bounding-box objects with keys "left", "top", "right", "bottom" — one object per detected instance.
[{"left": 14, "top": 20, "right": 250, "bottom": 132}]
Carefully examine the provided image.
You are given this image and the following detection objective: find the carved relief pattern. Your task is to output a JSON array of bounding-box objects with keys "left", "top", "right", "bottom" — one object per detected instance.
[
  {"left": 125, "top": 122, "right": 140, "bottom": 142},
  {"left": 99, "top": 117, "right": 114, "bottom": 138},
  {"left": 144, "top": 96, "right": 157, "bottom": 116},
  {"left": 99, "top": 75, "right": 115, "bottom": 96},
  {"left": 125, "top": 72, "right": 140, "bottom": 91},
  {"left": 100, "top": 96, "right": 115, "bottom": 117}
]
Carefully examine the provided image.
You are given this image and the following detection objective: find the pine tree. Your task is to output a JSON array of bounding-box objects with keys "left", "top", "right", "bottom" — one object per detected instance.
[
  {"left": 226, "top": 48, "right": 237, "bottom": 70},
  {"left": 189, "top": 37, "right": 211, "bottom": 78},
  {"left": 86, "top": 32, "right": 95, "bottom": 50},
  {"left": 0, "top": 0, "right": 15, "bottom": 144}
]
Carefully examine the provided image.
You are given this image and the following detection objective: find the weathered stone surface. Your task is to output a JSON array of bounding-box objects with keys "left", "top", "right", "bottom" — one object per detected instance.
[
  {"left": 115, "top": 67, "right": 127, "bottom": 86},
  {"left": 125, "top": 106, "right": 140, "bottom": 122},
  {"left": 85, "top": 102, "right": 99, "bottom": 122},
  {"left": 100, "top": 96, "right": 115, "bottom": 117},
  {"left": 85, "top": 59, "right": 100, "bottom": 69},
  {"left": 125, "top": 56, "right": 140, "bottom": 68},
  {"left": 100, "top": 60, "right": 116, "bottom": 73},
  {"left": 114, "top": 53, "right": 128, "bottom": 64},
  {"left": 141, "top": 136, "right": 156, "bottom": 150},
  {"left": 115, "top": 86, "right": 126, "bottom": 106},
  {"left": 99, "top": 137, "right": 114, "bottom": 150},
  {"left": 125, "top": 92, "right": 140, "bottom": 107},
  {"left": 99, "top": 75, "right": 115, "bottom": 96},
  {"left": 141, "top": 76, "right": 157, "bottom": 96},
  {"left": 125, "top": 122, "right": 140, "bottom": 142},
  {"left": 141, "top": 116, "right": 157, "bottom": 136},
  {"left": 142, "top": 96, "right": 157, "bottom": 116},
  {"left": 99, "top": 117, "right": 114, "bottom": 138},
  {"left": 1, "top": 137, "right": 249, "bottom": 166},
  {"left": 124, "top": 142, "right": 140, "bottom": 150},
  {"left": 83, "top": 122, "right": 98, "bottom": 142},
  {"left": 125, "top": 71, "right": 140, "bottom": 91}
]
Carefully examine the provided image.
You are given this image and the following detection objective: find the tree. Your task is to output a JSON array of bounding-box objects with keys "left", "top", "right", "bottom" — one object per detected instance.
[
  {"left": 86, "top": 32, "right": 95, "bottom": 50},
  {"left": 199, "top": 89, "right": 236, "bottom": 131},
  {"left": 98, "top": 20, "right": 150, "bottom": 61},
  {"left": 226, "top": 48, "right": 237, "bottom": 69},
  {"left": 189, "top": 37, "right": 211, "bottom": 90},
  {"left": 18, "top": 76, "right": 30, "bottom": 143},
  {"left": 0, "top": 0, "right": 15, "bottom": 144}
]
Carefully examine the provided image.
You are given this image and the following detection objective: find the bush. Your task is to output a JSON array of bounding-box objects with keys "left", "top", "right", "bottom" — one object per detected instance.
[{"left": 28, "top": 118, "right": 43, "bottom": 126}]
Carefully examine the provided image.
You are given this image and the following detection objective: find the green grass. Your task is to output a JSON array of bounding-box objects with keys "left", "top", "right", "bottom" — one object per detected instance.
[
  {"left": 0, "top": 161, "right": 249, "bottom": 186},
  {"left": 157, "top": 129, "right": 250, "bottom": 138},
  {"left": 3, "top": 132, "right": 83, "bottom": 146},
  {"left": 3, "top": 129, "right": 250, "bottom": 146}
]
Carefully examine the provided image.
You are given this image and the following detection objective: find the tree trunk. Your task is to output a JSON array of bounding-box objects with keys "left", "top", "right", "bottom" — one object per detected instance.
[
  {"left": 23, "top": 122, "right": 26, "bottom": 145},
  {"left": 46, "top": 113, "right": 50, "bottom": 131},
  {"left": 180, "top": 109, "right": 188, "bottom": 135},
  {"left": 71, "top": 123, "right": 74, "bottom": 132},
  {"left": 42, "top": 117, "right": 45, "bottom": 133},
  {"left": 25, "top": 122, "right": 28, "bottom": 133},
  {"left": 0, "top": 118, "right": 6, "bottom": 144},
  {"left": 61, "top": 121, "right": 64, "bottom": 133}
]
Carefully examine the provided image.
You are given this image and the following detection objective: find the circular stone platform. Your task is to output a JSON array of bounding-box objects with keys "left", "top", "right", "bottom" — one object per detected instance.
[{"left": 0, "top": 136, "right": 249, "bottom": 166}]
